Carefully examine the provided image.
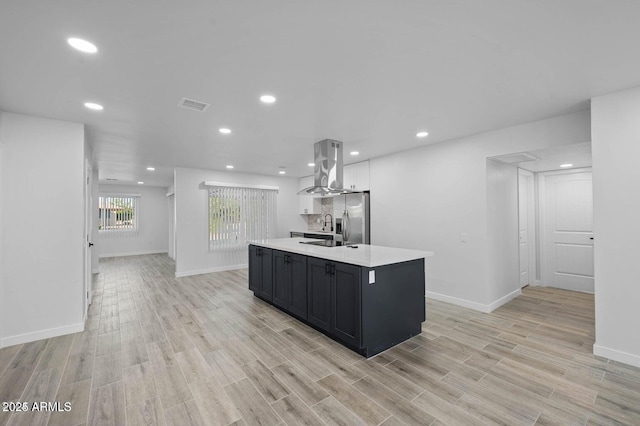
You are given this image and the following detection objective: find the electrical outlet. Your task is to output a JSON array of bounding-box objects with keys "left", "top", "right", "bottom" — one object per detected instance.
[{"left": 460, "top": 233, "right": 467, "bottom": 243}]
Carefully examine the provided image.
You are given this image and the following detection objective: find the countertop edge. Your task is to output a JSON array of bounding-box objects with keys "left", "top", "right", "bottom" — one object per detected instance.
[{"left": 250, "top": 238, "right": 434, "bottom": 268}]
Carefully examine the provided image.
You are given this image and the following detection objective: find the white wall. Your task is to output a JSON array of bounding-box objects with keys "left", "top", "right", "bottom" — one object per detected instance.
[
  {"left": 486, "top": 159, "right": 520, "bottom": 307},
  {"left": 98, "top": 184, "right": 169, "bottom": 257},
  {"left": 370, "top": 110, "right": 591, "bottom": 311},
  {"left": 0, "top": 118, "right": 4, "bottom": 342},
  {"left": 174, "top": 167, "right": 304, "bottom": 277},
  {"left": 591, "top": 86, "right": 640, "bottom": 367},
  {"left": 0, "top": 112, "right": 85, "bottom": 346}
]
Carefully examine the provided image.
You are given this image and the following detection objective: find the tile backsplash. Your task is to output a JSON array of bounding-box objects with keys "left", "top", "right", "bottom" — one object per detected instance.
[{"left": 307, "top": 197, "right": 334, "bottom": 231}]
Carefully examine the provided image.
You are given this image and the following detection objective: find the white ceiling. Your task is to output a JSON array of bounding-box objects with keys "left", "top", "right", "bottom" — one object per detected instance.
[{"left": 1, "top": 1, "right": 639, "bottom": 187}]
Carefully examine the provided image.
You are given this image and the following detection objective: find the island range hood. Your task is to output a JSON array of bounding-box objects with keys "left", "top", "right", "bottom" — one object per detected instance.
[{"left": 298, "top": 139, "right": 354, "bottom": 195}]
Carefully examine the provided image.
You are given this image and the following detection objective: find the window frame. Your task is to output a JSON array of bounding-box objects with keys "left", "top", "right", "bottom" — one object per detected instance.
[
  {"left": 98, "top": 193, "right": 141, "bottom": 236},
  {"left": 206, "top": 183, "right": 278, "bottom": 251}
]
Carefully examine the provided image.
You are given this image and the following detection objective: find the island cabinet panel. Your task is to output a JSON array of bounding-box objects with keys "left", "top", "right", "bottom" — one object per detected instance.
[
  {"left": 248, "top": 245, "right": 273, "bottom": 301},
  {"left": 307, "top": 257, "right": 331, "bottom": 332},
  {"left": 361, "top": 259, "right": 425, "bottom": 356},
  {"left": 248, "top": 245, "right": 260, "bottom": 293},
  {"left": 307, "top": 258, "right": 362, "bottom": 347},
  {"left": 273, "top": 250, "right": 308, "bottom": 320},
  {"left": 289, "top": 253, "right": 308, "bottom": 318},
  {"left": 331, "top": 263, "right": 361, "bottom": 348}
]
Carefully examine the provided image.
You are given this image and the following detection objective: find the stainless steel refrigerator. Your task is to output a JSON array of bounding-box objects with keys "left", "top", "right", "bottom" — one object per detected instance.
[{"left": 337, "top": 192, "right": 370, "bottom": 244}]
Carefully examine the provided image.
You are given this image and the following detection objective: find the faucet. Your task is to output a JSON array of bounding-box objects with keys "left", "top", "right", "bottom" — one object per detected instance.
[{"left": 323, "top": 213, "right": 333, "bottom": 232}]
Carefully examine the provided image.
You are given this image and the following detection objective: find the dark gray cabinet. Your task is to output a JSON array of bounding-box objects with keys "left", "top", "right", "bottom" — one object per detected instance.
[
  {"left": 307, "top": 257, "right": 332, "bottom": 332},
  {"left": 331, "top": 262, "right": 361, "bottom": 348},
  {"left": 307, "top": 258, "right": 361, "bottom": 347},
  {"left": 249, "top": 244, "right": 425, "bottom": 357},
  {"left": 248, "top": 245, "right": 273, "bottom": 301},
  {"left": 273, "top": 250, "right": 307, "bottom": 319}
]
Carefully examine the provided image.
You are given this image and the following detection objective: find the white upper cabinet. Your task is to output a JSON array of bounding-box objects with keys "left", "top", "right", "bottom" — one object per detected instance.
[
  {"left": 298, "top": 175, "right": 321, "bottom": 214},
  {"left": 343, "top": 161, "right": 370, "bottom": 191}
]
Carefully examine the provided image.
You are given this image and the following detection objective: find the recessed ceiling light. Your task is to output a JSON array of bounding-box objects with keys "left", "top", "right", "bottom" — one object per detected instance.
[
  {"left": 137, "top": 181, "right": 144, "bottom": 185},
  {"left": 219, "top": 128, "right": 231, "bottom": 134},
  {"left": 560, "top": 163, "right": 573, "bottom": 168},
  {"left": 146, "top": 167, "right": 155, "bottom": 171},
  {"left": 226, "top": 165, "right": 234, "bottom": 169},
  {"left": 84, "top": 102, "right": 103, "bottom": 111},
  {"left": 260, "top": 94, "right": 276, "bottom": 104},
  {"left": 416, "top": 131, "right": 429, "bottom": 138},
  {"left": 308, "top": 162, "right": 315, "bottom": 167},
  {"left": 67, "top": 37, "right": 97, "bottom": 54},
  {"left": 350, "top": 151, "right": 360, "bottom": 156},
  {"left": 279, "top": 170, "right": 286, "bottom": 175}
]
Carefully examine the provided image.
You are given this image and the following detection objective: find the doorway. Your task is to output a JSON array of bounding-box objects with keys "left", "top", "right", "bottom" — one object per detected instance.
[
  {"left": 518, "top": 169, "right": 535, "bottom": 287},
  {"left": 511, "top": 143, "right": 594, "bottom": 293}
]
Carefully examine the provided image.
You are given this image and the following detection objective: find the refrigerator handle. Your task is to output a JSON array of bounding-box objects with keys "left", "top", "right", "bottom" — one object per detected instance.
[{"left": 342, "top": 210, "right": 349, "bottom": 242}]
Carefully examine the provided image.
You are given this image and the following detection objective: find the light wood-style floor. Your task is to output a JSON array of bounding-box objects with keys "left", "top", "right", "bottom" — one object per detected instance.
[{"left": 1, "top": 254, "right": 639, "bottom": 425}]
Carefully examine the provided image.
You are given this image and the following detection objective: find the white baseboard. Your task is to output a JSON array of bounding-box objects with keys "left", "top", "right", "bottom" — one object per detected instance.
[
  {"left": 99, "top": 250, "right": 168, "bottom": 258},
  {"left": 175, "top": 263, "right": 248, "bottom": 278},
  {"left": 1, "top": 322, "right": 84, "bottom": 348},
  {"left": 593, "top": 343, "right": 640, "bottom": 368},
  {"left": 427, "top": 288, "right": 522, "bottom": 313},
  {"left": 486, "top": 288, "right": 522, "bottom": 312}
]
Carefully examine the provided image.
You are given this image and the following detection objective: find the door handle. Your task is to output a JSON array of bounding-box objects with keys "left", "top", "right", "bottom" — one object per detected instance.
[
  {"left": 88, "top": 242, "right": 94, "bottom": 247},
  {"left": 590, "top": 237, "right": 594, "bottom": 240},
  {"left": 325, "top": 263, "right": 331, "bottom": 275}
]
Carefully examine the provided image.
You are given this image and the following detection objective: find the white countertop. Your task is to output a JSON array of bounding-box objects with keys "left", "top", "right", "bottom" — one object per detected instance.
[{"left": 250, "top": 238, "right": 433, "bottom": 268}]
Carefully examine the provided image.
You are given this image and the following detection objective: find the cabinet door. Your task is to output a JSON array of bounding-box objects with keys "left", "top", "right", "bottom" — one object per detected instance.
[
  {"left": 354, "top": 161, "right": 370, "bottom": 191},
  {"left": 259, "top": 248, "right": 273, "bottom": 301},
  {"left": 344, "top": 162, "right": 370, "bottom": 191},
  {"left": 272, "top": 250, "right": 289, "bottom": 309},
  {"left": 331, "top": 262, "right": 361, "bottom": 347},
  {"left": 298, "top": 176, "right": 321, "bottom": 214},
  {"left": 288, "top": 253, "right": 307, "bottom": 319},
  {"left": 343, "top": 165, "right": 354, "bottom": 191},
  {"left": 248, "top": 245, "right": 260, "bottom": 292},
  {"left": 307, "top": 257, "right": 331, "bottom": 332}
]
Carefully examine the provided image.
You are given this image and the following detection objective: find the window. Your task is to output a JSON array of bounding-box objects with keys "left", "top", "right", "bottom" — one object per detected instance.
[
  {"left": 98, "top": 194, "right": 140, "bottom": 236},
  {"left": 208, "top": 185, "right": 277, "bottom": 250}
]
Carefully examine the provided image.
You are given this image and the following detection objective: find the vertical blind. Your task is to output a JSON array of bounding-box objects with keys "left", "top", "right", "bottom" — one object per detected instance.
[
  {"left": 208, "top": 186, "right": 277, "bottom": 250},
  {"left": 98, "top": 195, "right": 140, "bottom": 237}
]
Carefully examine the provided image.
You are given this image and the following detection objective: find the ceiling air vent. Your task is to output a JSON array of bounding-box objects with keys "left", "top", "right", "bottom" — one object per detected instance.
[
  {"left": 489, "top": 152, "right": 538, "bottom": 164},
  {"left": 178, "top": 97, "right": 210, "bottom": 112}
]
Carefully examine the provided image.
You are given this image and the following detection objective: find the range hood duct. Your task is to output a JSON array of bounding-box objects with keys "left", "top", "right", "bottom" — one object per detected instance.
[{"left": 298, "top": 139, "right": 354, "bottom": 195}]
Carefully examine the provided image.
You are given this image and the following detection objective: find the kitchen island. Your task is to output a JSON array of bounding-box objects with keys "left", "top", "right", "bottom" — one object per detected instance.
[{"left": 248, "top": 238, "right": 434, "bottom": 357}]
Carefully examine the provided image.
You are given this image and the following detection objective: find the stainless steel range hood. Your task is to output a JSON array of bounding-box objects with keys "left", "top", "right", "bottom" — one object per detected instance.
[{"left": 298, "top": 139, "right": 353, "bottom": 195}]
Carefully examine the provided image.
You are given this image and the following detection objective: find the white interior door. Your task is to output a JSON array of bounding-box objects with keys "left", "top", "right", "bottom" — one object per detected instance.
[
  {"left": 540, "top": 169, "right": 594, "bottom": 292},
  {"left": 518, "top": 169, "right": 535, "bottom": 286},
  {"left": 168, "top": 193, "right": 175, "bottom": 260},
  {"left": 84, "top": 160, "right": 93, "bottom": 316}
]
